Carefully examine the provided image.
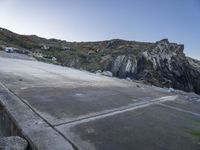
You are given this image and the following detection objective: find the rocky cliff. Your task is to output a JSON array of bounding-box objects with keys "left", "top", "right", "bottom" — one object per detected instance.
[
  {"left": 0, "top": 28, "right": 200, "bottom": 94},
  {"left": 106, "top": 39, "right": 200, "bottom": 94}
]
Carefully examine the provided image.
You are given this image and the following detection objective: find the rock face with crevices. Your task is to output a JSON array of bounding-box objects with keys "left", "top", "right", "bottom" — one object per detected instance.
[
  {"left": 106, "top": 39, "right": 200, "bottom": 94},
  {"left": 0, "top": 27, "right": 200, "bottom": 94}
]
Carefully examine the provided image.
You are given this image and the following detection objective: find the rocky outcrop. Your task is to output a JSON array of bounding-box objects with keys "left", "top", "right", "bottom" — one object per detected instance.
[{"left": 104, "top": 39, "right": 200, "bottom": 94}]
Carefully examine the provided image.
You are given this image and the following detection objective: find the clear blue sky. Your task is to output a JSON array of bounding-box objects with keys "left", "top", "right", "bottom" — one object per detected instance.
[{"left": 0, "top": 0, "right": 199, "bottom": 59}]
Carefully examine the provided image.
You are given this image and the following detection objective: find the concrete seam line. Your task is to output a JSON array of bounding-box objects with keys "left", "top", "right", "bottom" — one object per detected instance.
[
  {"left": 18, "top": 98, "right": 79, "bottom": 150},
  {"left": 55, "top": 95, "right": 178, "bottom": 127},
  {"left": 159, "top": 103, "right": 200, "bottom": 117}
]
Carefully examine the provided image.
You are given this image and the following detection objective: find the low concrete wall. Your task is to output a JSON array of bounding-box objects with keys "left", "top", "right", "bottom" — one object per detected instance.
[
  {"left": 0, "top": 104, "right": 22, "bottom": 137},
  {"left": 0, "top": 83, "right": 74, "bottom": 150},
  {"left": 0, "top": 103, "right": 30, "bottom": 149}
]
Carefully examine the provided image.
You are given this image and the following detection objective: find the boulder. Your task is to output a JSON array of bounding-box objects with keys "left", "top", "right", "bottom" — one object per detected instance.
[
  {"left": 101, "top": 71, "right": 113, "bottom": 77},
  {"left": 0, "top": 136, "right": 28, "bottom": 150}
]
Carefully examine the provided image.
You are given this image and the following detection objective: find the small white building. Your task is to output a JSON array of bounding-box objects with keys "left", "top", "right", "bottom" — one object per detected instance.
[
  {"left": 5, "top": 47, "right": 16, "bottom": 53},
  {"left": 41, "top": 45, "right": 50, "bottom": 50},
  {"left": 63, "top": 47, "right": 71, "bottom": 50},
  {"left": 52, "top": 57, "right": 57, "bottom": 61},
  {"left": 33, "top": 52, "right": 43, "bottom": 58}
]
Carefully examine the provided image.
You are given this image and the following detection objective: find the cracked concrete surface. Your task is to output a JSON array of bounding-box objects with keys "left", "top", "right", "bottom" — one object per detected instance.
[{"left": 0, "top": 52, "right": 200, "bottom": 150}]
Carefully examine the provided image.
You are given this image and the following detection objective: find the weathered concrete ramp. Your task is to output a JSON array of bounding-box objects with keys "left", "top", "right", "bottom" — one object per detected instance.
[{"left": 0, "top": 52, "right": 200, "bottom": 150}]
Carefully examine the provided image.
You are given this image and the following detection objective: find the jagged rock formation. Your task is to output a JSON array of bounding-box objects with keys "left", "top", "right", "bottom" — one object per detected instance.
[
  {"left": 0, "top": 27, "right": 200, "bottom": 94},
  {"left": 106, "top": 39, "right": 200, "bottom": 94}
]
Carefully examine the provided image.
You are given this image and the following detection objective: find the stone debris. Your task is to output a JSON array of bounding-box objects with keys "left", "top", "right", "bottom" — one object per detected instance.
[
  {"left": 101, "top": 71, "right": 113, "bottom": 77},
  {"left": 95, "top": 70, "right": 113, "bottom": 77},
  {"left": 168, "top": 88, "right": 175, "bottom": 93}
]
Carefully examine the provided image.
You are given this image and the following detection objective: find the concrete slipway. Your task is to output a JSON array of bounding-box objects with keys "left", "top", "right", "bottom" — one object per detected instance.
[{"left": 0, "top": 51, "right": 200, "bottom": 150}]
